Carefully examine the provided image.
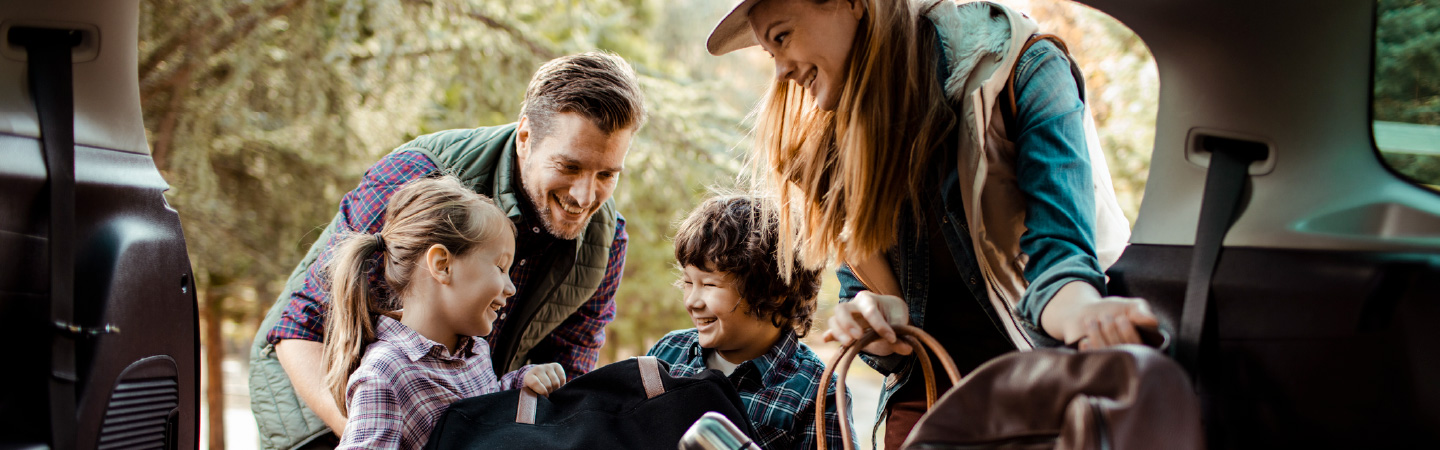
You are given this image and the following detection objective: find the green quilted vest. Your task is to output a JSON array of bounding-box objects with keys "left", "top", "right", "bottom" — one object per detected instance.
[{"left": 247, "top": 123, "right": 619, "bottom": 449}]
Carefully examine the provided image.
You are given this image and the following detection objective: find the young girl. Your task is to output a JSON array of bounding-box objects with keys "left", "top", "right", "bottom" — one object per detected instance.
[{"left": 322, "top": 176, "right": 567, "bottom": 450}]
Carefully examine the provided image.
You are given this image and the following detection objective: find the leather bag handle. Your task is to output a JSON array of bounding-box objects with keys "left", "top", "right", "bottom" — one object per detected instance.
[
  {"left": 515, "top": 356, "right": 665, "bottom": 424},
  {"left": 816, "top": 325, "right": 961, "bottom": 450}
]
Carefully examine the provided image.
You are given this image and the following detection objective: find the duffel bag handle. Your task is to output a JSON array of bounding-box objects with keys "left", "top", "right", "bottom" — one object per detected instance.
[
  {"left": 516, "top": 356, "right": 666, "bottom": 424},
  {"left": 817, "top": 325, "right": 961, "bottom": 450}
]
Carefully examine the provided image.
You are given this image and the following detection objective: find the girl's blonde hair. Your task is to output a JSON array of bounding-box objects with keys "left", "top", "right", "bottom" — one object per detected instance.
[
  {"left": 321, "top": 175, "right": 512, "bottom": 415},
  {"left": 749, "top": 0, "right": 954, "bottom": 274}
]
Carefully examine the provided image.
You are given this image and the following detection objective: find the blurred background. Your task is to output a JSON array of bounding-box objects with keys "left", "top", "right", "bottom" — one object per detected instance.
[
  {"left": 136, "top": 0, "right": 1435, "bottom": 448},
  {"left": 141, "top": 0, "right": 1160, "bottom": 448}
]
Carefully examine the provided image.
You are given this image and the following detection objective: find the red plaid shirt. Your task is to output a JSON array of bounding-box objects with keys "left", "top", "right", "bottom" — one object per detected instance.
[
  {"left": 267, "top": 150, "right": 627, "bottom": 378},
  {"left": 337, "top": 315, "right": 532, "bottom": 450}
]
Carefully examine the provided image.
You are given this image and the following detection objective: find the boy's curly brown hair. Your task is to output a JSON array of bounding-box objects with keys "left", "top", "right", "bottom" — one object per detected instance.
[{"left": 673, "top": 195, "right": 823, "bottom": 337}]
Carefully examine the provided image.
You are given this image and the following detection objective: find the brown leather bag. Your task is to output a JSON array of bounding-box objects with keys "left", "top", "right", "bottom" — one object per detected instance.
[{"left": 817, "top": 325, "right": 1204, "bottom": 450}]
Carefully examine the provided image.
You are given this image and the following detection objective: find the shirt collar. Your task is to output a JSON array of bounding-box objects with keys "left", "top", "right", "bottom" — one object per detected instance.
[
  {"left": 747, "top": 329, "right": 801, "bottom": 384},
  {"left": 687, "top": 328, "right": 802, "bottom": 384},
  {"left": 375, "top": 315, "right": 479, "bottom": 362}
]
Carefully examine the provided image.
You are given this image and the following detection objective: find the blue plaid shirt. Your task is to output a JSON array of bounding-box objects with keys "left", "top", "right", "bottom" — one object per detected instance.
[{"left": 647, "top": 329, "right": 855, "bottom": 450}]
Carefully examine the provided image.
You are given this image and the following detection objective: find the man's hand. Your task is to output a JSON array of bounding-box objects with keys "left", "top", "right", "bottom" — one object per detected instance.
[
  {"left": 274, "top": 339, "right": 348, "bottom": 435},
  {"left": 821, "top": 291, "right": 914, "bottom": 356},
  {"left": 1042, "top": 281, "right": 1159, "bottom": 350},
  {"left": 524, "top": 363, "right": 567, "bottom": 396}
]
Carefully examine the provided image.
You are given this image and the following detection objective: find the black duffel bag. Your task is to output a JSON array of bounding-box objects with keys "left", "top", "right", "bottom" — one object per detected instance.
[{"left": 423, "top": 356, "right": 757, "bottom": 450}]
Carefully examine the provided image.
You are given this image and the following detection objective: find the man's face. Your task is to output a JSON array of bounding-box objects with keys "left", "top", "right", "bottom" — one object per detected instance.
[{"left": 516, "top": 111, "right": 632, "bottom": 240}]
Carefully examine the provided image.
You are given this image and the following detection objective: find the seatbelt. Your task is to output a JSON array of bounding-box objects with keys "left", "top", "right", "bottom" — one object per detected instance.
[
  {"left": 13, "top": 26, "right": 83, "bottom": 450},
  {"left": 1177, "top": 136, "right": 1268, "bottom": 379}
]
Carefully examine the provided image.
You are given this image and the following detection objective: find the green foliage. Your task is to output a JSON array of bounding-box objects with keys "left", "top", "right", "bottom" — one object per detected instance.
[
  {"left": 1376, "top": 0, "right": 1440, "bottom": 126},
  {"left": 1376, "top": 0, "right": 1440, "bottom": 187}
]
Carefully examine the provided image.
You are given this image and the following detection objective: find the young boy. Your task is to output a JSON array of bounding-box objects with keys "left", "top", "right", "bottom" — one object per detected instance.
[{"left": 647, "top": 195, "right": 855, "bottom": 450}]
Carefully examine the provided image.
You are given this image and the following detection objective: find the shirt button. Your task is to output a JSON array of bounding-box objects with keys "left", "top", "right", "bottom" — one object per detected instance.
[
  {"left": 942, "top": 217, "right": 949, "bottom": 224},
  {"left": 519, "top": 259, "right": 526, "bottom": 266},
  {"left": 532, "top": 227, "right": 540, "bottom": 233},
  {"left": 970, "top": 276, "right": 978, "bottom": 285}
]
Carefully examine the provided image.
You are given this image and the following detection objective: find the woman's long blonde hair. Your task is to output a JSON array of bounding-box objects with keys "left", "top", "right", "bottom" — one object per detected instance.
[
  {"left": 321, "top": 175, "right": 512, "bottom": 415},
  {"left": 749, "top": 0, "right": 954, "bottom": 274}
]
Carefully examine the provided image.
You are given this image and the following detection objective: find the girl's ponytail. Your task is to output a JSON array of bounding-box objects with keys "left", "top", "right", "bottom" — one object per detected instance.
[
  {"left": 322, "top": 231, "right": 389, "bottom": 416},
  {"left": 317, "top": 175, "right": 513, "bottom": 416}
]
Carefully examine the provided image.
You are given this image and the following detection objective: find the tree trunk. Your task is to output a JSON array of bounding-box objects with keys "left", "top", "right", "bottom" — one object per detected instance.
[{"left": 203, "top": 288, "right": 226, "bottom": 450}]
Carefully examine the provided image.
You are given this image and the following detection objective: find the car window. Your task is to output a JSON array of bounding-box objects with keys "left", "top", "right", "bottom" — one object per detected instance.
[{"left": 1373, "top": 0, "right": 1440, "bottom": 190}]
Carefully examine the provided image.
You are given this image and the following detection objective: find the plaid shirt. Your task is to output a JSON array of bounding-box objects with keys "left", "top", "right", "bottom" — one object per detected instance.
[
  {"left": 267, "top": 149, "right": 627, "bottom": 378},
  {"left": 338, "top": 316, "right": 532, "bottom": 450},
  {"left": 647, "top": 329, "right": 855, "bottom": 450}
]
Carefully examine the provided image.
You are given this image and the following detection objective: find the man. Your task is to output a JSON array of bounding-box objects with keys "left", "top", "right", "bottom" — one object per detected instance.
[{"left": 249, "top": 51, "right": 646, "bottom": 449}]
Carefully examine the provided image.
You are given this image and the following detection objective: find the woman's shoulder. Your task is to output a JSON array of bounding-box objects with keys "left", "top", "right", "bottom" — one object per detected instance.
[
  {"left": 1014, "top": 37, "right": 1073, "bottom": 87},
  {"left": 1018, "top": 37, "right": 1067, "bottom": 66}
]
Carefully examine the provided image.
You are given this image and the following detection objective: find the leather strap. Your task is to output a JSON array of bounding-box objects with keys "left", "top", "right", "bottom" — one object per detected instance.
[
  {"left": 514, "top": 356, "right": 666, "bottom": 424},
  {"left": 516, "top": 387, "right": 538, "bottom": 424},
  {"left": 14, "top": 26, "right": 83, "bottom": 450},
  {"left": 637, "top": 355, "right": 664, "bottom": 399},
  {"left": 819, "top": 325, "right": 960, "bottom": 450},
  {"left": 1178, "top": 137, "right": 1267, "bottom": 378}
]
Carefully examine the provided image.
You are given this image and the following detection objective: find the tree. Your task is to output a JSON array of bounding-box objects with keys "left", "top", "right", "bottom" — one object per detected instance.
[{"left": 1375, "top": 0, "right": 1440, "bottom": 186}]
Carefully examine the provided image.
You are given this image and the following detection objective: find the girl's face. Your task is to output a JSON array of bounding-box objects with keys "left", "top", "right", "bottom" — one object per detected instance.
[
  {"left": 680, "top": 265, "right": 782, "bottom": 363},
  {"left": 437, "top": 233, "right": 517, "bottom": 339},
  {"left": 748, "top": 0, "right": 866, "bottom": 111}
]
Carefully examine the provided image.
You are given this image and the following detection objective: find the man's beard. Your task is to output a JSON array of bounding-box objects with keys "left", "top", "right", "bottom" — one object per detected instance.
[{"left": 522, "top": 176, "right": 588, "bottom": 240}]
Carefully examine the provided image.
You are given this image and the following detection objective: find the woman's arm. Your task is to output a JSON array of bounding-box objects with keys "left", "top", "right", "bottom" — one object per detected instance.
[{"left": 1010, "top": 40, "right": 1157, "bottom": 347}]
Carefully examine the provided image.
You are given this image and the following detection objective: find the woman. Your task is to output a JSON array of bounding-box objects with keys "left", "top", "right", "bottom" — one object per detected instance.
[{"left": 706, "top": 0, "right": 1159, "bottom": 447}]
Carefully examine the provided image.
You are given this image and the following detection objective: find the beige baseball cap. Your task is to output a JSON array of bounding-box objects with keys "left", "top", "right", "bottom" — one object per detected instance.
[{"left": 706, "top": 0, "right": 767, "bottom": 56}]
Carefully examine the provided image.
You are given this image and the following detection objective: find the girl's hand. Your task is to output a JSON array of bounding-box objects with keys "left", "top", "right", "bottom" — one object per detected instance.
[
  {"left": 524, "top": 363, "right": 567, "bottom": 396},
  {"left": 821, "top": 291, "right": 914, "bottom": 356}
]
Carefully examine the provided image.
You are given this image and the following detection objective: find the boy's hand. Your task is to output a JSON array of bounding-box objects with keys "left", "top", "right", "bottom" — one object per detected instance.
[{"left": 524, "top": 363, "right": 567, "bottom": 396}]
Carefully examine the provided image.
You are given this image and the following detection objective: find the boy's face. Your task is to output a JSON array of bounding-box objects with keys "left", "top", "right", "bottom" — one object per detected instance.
[{"left": 680, "top": 264, "right": 783, "bottom": 363}]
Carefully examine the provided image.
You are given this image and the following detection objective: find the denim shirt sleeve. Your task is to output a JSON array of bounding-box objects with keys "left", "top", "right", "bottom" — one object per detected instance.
[
  {"left": 1010, "top": 40, "right": 1107, "bottom": 332},
  {"left": 836, "top": 264, "right": 908, "bottom": 374}
]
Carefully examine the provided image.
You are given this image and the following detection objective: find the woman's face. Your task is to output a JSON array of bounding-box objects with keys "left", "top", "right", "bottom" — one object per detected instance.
[{"left": 748, "top": 0, "right": 865, "bottom": 111}]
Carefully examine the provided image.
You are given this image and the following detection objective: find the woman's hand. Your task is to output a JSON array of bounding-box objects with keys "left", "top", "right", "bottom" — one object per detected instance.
[
  {"left": 523, "top": 363, "right": 567, "bottom": 396},
  {"left": 1043, "top": 281, "right": 1159, "bottom": 350},
  {"left": 822, "top": 291, "right": 914, "bottom": 356}
]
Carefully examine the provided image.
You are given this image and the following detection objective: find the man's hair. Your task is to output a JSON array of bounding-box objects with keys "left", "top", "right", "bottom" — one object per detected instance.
[
  {"left": 674, "top": 194, "right": 823, "bottom": 336},
  {"left": 520, "top": 51, "right": 648, "bottom": 141}
]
